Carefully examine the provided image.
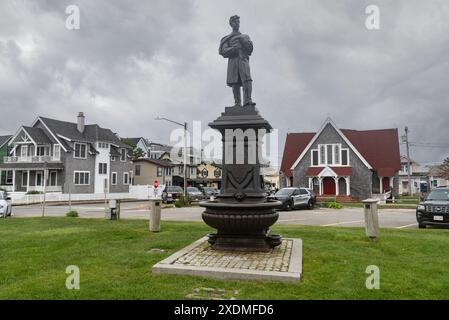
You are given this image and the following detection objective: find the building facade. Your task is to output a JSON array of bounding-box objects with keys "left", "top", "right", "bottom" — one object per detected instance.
[
  {"left": 398, "top": 156, "right": 430, "bottom": 195},
  {"left": 280, "top": 118, "right": 401, "bottom": 200},
  {"left": 0, "top": 113, "right": 132, "bottom": 194}
]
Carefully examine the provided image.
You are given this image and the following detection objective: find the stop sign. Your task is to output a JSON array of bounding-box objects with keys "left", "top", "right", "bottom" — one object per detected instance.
[{"left": 153, "top": 180, "right": 158, "bottom": 188}]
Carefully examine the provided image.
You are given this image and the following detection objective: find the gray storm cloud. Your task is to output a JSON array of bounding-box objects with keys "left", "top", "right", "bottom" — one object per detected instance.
[{"left": 0, "top": 0, "right": 448, "bottom": 166}]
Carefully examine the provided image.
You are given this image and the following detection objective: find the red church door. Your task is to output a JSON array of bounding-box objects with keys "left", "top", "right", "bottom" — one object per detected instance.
[
  {"left": 382, "top": 177, "right": 390, "bottom": 192},
  {"left": 322, "top": 177, "right": 336, "bottom": 195}
]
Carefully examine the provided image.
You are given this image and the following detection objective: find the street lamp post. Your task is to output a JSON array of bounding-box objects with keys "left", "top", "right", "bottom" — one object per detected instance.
[{"left": 155, "top": 117, "right": 188, "bottom": 198}]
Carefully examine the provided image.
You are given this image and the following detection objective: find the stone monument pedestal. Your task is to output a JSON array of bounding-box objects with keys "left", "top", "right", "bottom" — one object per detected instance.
[{"left": 200, "top": 105, "right": 282, "bottom": 252}]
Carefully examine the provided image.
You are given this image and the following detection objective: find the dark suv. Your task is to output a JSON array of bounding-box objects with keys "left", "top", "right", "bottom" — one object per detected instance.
[{"left": 416, "top": 187, "right": 449, "bottom": 228}]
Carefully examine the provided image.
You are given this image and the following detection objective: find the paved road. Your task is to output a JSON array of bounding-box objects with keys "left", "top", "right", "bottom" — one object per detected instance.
[{"left": 8, "top": 201, "right": 419, "bottom": 229}]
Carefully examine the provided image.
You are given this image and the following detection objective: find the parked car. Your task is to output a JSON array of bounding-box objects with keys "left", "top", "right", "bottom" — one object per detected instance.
[
  {"left": 416, "top": 187, "right": 449, "bottom": 228},
  {"left": 187, "top": 187, "right": 204, "bottom": 201},
  {"left": 271, "top": 187, "right": 316, "bottom": 211},
  {"left": 202, "top": 187, "right": 220, "bottom": 199},
  {"left": 0, "top": 191, "right": 12, "bottom": 217},
  {"left": 162, "top": 186, "right": 184, "bottom": 204}
]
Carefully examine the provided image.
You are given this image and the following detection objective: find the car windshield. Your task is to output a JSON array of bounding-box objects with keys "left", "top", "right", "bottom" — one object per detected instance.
[
  {"left": 187, "top": 187, "right": 200, "bottom": 193},
  {"left": 275, "top": 188, "right": 295, "bottom": 196},
  {"left": 427, "top": 189, "right": 449, "bottom": 201},
  {"left": 167, "top": 186, "right": 183, "bottom": 193},
  {"left": 204, "top": 187, "right": 216, "bottom": 192}
]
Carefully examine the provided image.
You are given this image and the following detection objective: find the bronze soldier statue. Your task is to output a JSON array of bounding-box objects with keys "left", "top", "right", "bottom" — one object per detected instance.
[{"left": 219, "top": 15, "right": 255, "bottom": 107}]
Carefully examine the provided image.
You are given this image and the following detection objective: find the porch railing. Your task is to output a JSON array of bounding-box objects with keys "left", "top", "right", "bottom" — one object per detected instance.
[{"left": 3, "top": 155, "right": 61, "bottom": 163}]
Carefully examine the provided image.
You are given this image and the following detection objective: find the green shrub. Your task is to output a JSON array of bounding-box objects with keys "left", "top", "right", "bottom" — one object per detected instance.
[
  {"left": 66, "top": 211, "right": 79, "bottom": 217},
  {"left": 325, "top": 202, "right": 343, "bottom": 209},
  {"left": 174, "top": 194, "right": 190, "bottom": 208},
  {"left": 26, "top": 190, "right": 43, "bottom": 195}
]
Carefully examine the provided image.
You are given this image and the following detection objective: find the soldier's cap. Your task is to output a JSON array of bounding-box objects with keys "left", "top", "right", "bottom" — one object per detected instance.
[{"left": 229, "top": 15, "right": 240, "bottom": 24}]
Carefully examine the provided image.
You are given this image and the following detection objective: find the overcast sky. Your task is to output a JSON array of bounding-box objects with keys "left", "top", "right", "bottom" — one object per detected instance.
[{"left": 1, "top": 0, "right": 448, "bottom": 168}]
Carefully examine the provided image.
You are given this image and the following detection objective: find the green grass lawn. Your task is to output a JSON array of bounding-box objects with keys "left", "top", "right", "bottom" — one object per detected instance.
[{"left": 1, "top": 218, "right": 448, "bottom": 300}]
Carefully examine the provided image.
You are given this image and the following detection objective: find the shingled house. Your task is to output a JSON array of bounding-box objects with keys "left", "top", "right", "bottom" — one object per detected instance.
[
  {"left": 280, "top": 118, "right": 401, "bottom": 200},
  {"left": 0, "top": 113, "right": 132, "bottom": 194}
]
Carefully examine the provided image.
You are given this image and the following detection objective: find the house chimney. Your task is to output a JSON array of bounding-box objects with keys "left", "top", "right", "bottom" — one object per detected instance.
[{"left": 77, "top": 112, "right": 85, "bottom": 133}]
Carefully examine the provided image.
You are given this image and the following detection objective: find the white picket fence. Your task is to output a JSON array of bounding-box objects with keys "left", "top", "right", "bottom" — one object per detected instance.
[{"left": 10, "top": 184, "right": 165, "bottom": 205}]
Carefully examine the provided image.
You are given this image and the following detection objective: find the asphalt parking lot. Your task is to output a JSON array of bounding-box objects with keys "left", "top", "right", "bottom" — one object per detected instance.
[{"left": 7, "top": 201, "right": 420, "bottom": 229}]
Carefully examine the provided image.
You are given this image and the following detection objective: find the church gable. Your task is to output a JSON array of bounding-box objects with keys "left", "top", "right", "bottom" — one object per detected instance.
[{"left": 290, "top": 119, "right": 372, "bottom": 171}]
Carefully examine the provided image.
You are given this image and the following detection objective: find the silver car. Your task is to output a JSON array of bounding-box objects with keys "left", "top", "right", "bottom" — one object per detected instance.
[{"left": 187, "top": 187, "right": 204, "bottom": 201}]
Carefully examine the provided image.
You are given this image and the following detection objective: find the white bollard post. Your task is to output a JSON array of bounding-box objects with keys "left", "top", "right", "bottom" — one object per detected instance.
[
  {"left": 362, "top": 198, "right": 380, "bottom": 239},
  {"left": 149, "top": 197, "right": 162, "bottom": 232}
]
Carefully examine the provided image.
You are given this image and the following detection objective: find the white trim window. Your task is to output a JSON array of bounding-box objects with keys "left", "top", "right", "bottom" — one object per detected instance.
[
  {"left": 22, "top": 171, "right": 28, "bottom": 186},
  {"left": 54, "top": 145, "right": 61, "bottom": 160},
  {"left": 49, "top": 171, "right": 57, "bottom": 187},
  {"left": 120, "top": 148, "right": 126, "bottom": 162},
  {"left": 311, "top": 150, "right": 319, "bottom": 166},
  {"left": 111, "top": 172, "right": 117, "bottom": 185},
  {"left": 35, "top": 171, "right": 43, "bottom": 186},
  {"left": 313, "top": 144, "right": 350, "bottom": 167},
  {"left": 99, "top": 163, "right": 108, "bottom": 175},
  {"left": 341, "top": 149, "right": 349, "bottom": 166},
  {"left": 74, "top": 171, "right": 90, "bottom": 185},
  {"left": 123, "top": 172, "right": 129, "bottom": 185},
  {"left": 74, "top": 143, "right": 87, "bottom": 159}
]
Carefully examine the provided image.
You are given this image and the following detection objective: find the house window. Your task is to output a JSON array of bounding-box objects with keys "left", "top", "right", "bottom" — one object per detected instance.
[
  {"left": 1, "top": 170, "right": 13, "bottom": 185},
  {"left": 21, "top": 145, "right": 28, "bottom": 157},
  {"left": 74, "top": 143, "right": 87, "bottom": 159},
  {"left": 36, "top": 172, "right": 43, "bottom": 186},
  {"left": 74, "top": 171, "right": 90, "bottom": 185},
  {"left": 5, "top": 171, "right": 13, "bottom": 185},
  {"left": 22, "top": 172, "right": 28, "bottom": 186},
  {"left": 317, "top": 144, "right": 346, "bottom": 166},
  {"left": 54, "top": 145, "right": 61, "bottom": 159},
  {"left": 135, "top": 165, "right": 141, "bottom": 176},
  {"left": 123, "top": 172, "right": 129, "bottom": 185},
  {"left": 311, "top": 150, "right": 318, "bottom": 166},
  {"left": 111, "top": 172, "right": 117, "bottom": 185},
  {"left": 214, "top": 168, "right": 221, "bottom": 178},
  {"left": 334, "top": 145, "right": 340, "bottom": 165},
  {"left": 201, "top": 168, "right": 208, "bottom": 178},
  {"left": 327, "top": 145, "right": 333, "bottom": 165},
  {"left": 157, "top": 167, "right": 163, "bottom": 177},
  {"left": 319, "top": 145, "right": 326, "bottom": 165},
  {"left": 341, "top": 149, "right": 349, "bottom": 166},
  {"left": 111, "top": 156, "right": 116, "bottom": 161},
  {"left": 120, "top": 148, "right": 126, "bottom": 161},
  {"left": 99, "top": 163, "right": 107, "bottom": 175},
  {"left": 190, "top": 167, "right": 196, "bottom": 176},
  {"left": 37, "top": 146, "right": 50, "bottom": 156},
  {"left": 49, "top": 171, "right": 57, "bottom": 186},
  {"left": 178, "top": 166, "right": 183, "bottom": 174}
]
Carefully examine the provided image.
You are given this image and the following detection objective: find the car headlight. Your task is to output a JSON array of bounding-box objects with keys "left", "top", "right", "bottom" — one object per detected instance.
[{"left": 418, "top": 205, "right": 425, "bottom": 211}]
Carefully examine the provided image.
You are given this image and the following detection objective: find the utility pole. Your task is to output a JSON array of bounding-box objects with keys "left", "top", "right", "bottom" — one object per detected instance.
[
  {"left": 183, "top": 121, "right": 188, "bottom": 199},
  {"left": 155, "top": 117, "right": 188, "bottom": 199},
  {"left": 404, "top": 126, "right": 412, "bottom": 196}
]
